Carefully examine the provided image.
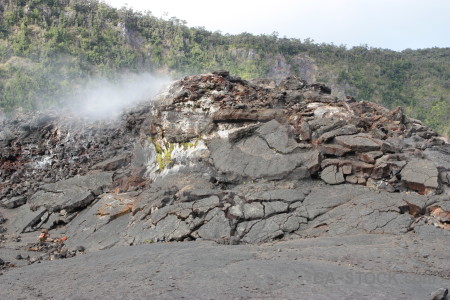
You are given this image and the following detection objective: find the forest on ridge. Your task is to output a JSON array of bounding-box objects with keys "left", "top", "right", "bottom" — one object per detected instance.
[{"left": 0, "top": 0, "right": 448, "bottom": 136}]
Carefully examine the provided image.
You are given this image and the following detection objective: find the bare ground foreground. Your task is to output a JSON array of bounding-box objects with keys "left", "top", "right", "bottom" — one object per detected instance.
[{"left": 1, "top": 233, "right": 449, "bottom": 300}]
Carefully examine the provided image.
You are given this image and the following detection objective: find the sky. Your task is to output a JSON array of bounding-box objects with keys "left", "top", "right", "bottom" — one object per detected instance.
[{"left": 104, "top": 0, "right": 450, "bottom": 51}]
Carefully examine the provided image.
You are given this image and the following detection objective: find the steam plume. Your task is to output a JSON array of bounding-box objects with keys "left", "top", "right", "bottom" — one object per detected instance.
[{"left": 66, "top": 72, "right": 170, "bottom": 120}]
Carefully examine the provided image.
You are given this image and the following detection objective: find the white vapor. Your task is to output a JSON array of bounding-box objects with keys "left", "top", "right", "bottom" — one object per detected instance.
[{"left": 67, "top": 73, "right": 170, "bottom": 120}]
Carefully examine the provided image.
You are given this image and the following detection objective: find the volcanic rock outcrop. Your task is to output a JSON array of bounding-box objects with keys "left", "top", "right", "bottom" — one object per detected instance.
[{"left": 0, "top": 71, "right": 449, "bottom": 266}]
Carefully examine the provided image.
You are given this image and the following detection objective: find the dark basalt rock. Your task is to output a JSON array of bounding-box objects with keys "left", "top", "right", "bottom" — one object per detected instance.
[
  {"left": 0, "top": 72, "right": 449, "bottom": 269},
  {"left": 28, "top": 172, "right": 113, "bottom": 213},
  {"left": 0, "top": 196, "right": 26, "bottom": 209},
  {"left": 401, "top": 159, "right": 439, "bottom": 194}
]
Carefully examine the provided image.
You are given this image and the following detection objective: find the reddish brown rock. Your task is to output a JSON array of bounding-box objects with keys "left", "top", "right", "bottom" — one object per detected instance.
[
  {"left": 319, "top": 144, "right": 352, "bottom": 157},
  {"left": 341, "top": 164, "right": 352, "bottom": 175},
  {"left": 428, "top": 206, "right": 450, "bottom": 223},
  {"left": 305, "top": 150, "right": 322, "bottom": 174},
  {"left": 345, "top": 175, "right": 366, "bottom": 184},
  {"left": 357, "top": 151, "right": 383, "bottom": 163},
  {"left": 357, "top": 177, "right": 367, "bottom": 184},
  {"left": 297, "top": 119, "right": 311, "bottom": 141},
  {"left": 346, "top": 175, "right": 358, "bottom": 184},
  {"left": 96, "top": 194, "right": 136, "bottom": 222}
]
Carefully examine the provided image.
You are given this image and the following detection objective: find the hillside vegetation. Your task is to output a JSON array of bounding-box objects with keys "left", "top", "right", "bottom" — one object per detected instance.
[{"left": 0, "top": 0, "right": 449, "bottom": 136}]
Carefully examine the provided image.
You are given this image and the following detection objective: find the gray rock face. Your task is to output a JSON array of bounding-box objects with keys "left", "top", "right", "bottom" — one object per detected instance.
[
  {"left": 301, "top": 191, "right": 416, "bottom": 236},
  {"left": 0, "top": 196, "right": 26, "bottom": 209},
  {"left": 334, "top": 133, "right": 382, "bottom": 152},
  {"left": 401, "top": 160, "right": 439, "bottom": 194},
  {"left": 62, "top": 193, "right": 135, "bottom": 251},
  {"left": 256, "top": 119, "right": 298, "bottom": 153},
  {"left": 424, "top": 147, "right": 450, "bottom": 192},
  {"left": 316, "top": 124, "right": 359, "bottom": 143},
  {"left": 424, "top": 148, "right": 450, "bottom": 170},
  {"left": 209, "top": 120, "right": 312, "bottom": 180},
  {"left": 197, "top": 210, "right": 231, "bottom": 240},
  {"left": 1, "top": 234, "right": 449, "bottom": 300},
  {"left": 129, "top": 181, "right": 308, "bottom": 244},
  {"left": 53, "top": 176, "right": 446, "bottom": 248},
  {"left": 8, "top": 205, "right": 47, "bottom": 233},
  {"left": 441, "top": 171, "right": 450, "bottom": 185},
  {"left": 28, "top": 172, "right": 113, "bottom": 213},
  {"left": 302, "top": 184, "right": 368, "bottom": 220}
]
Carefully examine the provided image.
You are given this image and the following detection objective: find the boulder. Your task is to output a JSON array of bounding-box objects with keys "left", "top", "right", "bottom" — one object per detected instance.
[
  {"left": 401, "top": 160, "right": 439, "bottom": 194},
  {"left": 320, "top": 165, "right": 345, "bottom": 185}
]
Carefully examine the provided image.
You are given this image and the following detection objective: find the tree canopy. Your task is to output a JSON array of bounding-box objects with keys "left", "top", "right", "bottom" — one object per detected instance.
[{"left": 0, "top": 0, "right": 448, "bottom": 136}]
